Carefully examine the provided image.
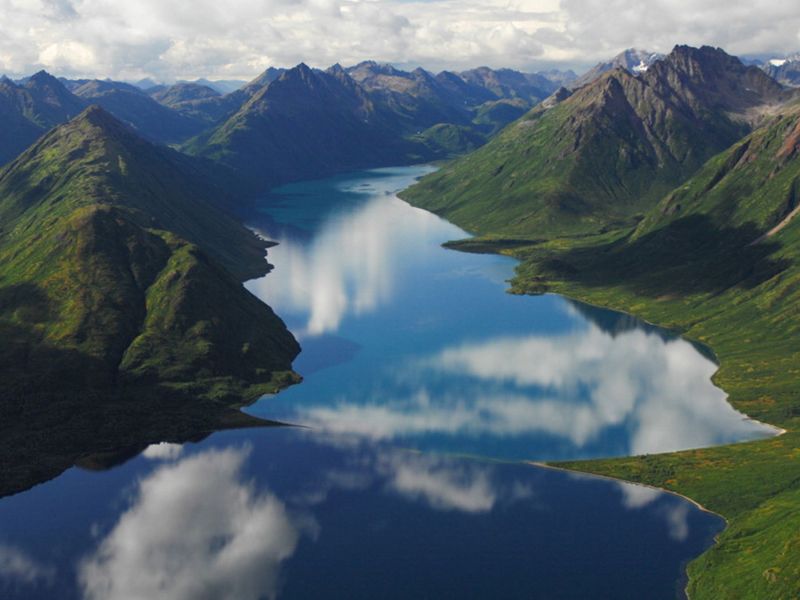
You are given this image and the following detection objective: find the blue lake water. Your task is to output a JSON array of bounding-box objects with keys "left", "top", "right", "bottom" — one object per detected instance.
[{"left": 0, "top": 166, "right": 775, "bottom": 599}]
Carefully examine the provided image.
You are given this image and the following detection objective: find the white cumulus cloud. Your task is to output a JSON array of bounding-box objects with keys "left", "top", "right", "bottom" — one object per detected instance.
[{"left": 2, "top": 0, "right": 797, "bottom": 81}]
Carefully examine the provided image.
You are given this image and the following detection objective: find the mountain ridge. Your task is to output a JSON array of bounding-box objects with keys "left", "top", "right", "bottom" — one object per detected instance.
[
  {"left": 401, "top": 45, "right": 794, "bottom": 238},
  {"left": 0, "top": 106, "right": 299, "bottom": 400}
]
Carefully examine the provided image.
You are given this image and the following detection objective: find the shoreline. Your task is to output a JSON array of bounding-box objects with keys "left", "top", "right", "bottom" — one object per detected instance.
[{"left": 526, "top": 461, "right": 727, "bottom": 523}]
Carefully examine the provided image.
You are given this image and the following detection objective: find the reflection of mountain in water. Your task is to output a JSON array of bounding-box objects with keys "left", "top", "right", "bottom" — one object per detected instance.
[
  {"left": 0, "top": 388, "right": 282, "bottom": 499},
  {"left": 564, "top": 298, "right": 718, "bottom": 363},
  {"left": 564, "top": 298, "right": 677, "bottom": 341}
]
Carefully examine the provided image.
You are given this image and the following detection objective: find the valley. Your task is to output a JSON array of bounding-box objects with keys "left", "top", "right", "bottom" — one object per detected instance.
[{"left": 1, "top": 40, "right": 800, "bottom": 599}]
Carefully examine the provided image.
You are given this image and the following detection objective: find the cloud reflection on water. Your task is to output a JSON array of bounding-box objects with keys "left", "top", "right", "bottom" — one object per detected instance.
[
  {"left": 0, "top": 544, "right": 55, "bottom": 589},
  {"left": 295, "top": 324, "right": 772, "bottom": 456},
  {"left": 76, "top": 442, "right": 537, "bottom": 599},
  {"left": 79, "top": 447, "right": 309, "bottom": 600},
  {"left": 616, "top": 481, "right": 691, "bottom": 542},
  {"left": 246, "top": 194, "right": 458, "bottom": 336},
  {"left": 293, "top": 444, "right": 533, "bottom": 514}
]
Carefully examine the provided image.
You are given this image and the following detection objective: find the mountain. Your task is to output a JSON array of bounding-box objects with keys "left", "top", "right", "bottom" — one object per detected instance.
[
  {"left": 0, "top": 106, "right": 299, "bottom": 401},
  {"left": 402, "top": 45, "right": 791, "bottom": 238},
  {"left": 761, "top": 54, "right": 800, "bottom": 86},
  {"left": 149, "top": 82, "right": 244, "bottom": 124},
  {"left": 239, "top": 67, "right": 287, "bottom": 97},
  {"left": 72, "top": 79, "right": 207, "bottom": 144},
  {"left": 457, "top": 66, "right": 558, "bottom": 103},
  {"left": 0, "top": 71, "right": 85, "bottom": 164},
  {"left": 185, "top": 63, "right": 416, "bottom": 192},
  {"left": 190, "top": 78, "right": 248, "bottom": 94},
  {"left": 398, "top": 48, "right": 800, "bottom": 600},
  {"left": 571, "top": 48, "right": 665, "bottom": 89},
  {"left": 347, "top": 61, "right": 473, "bottom": 130},
  {"left": 132, "top": 77, "right": 160, "bottom": 90},
  {"left": 538, "top": 68, "right": 579, "bottom": 88},
  {"left": 186, "top": 61, "right": 568, "bottom": 194},
  {"left": 348, "top": 62, "right": 559, "bottom": 128},
  {"left": 152, "top": 82, "right": 220, "bottom": 104},
  {"left": 636, "top": 106, "right": 800, "bottom": 241},
  {"left": 17, "top": 70, "right": 86, "bottom": 127}
]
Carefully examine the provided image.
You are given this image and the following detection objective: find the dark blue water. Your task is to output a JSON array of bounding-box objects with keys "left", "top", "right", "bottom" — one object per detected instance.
[{"left": 0, "top": 166, "right": 773, "bottom": 599}]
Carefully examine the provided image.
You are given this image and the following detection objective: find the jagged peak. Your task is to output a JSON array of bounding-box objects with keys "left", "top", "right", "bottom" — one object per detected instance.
[
  {"left": 348, "top": 60, "right": 401, "bottom": 76},
  {"left": 27, "top": 69, "right": 61, "bottom": 86},
  {"left": 77, "top": 103, "right": 116, "bottom": 123},
  {"left": 326, "top": 63, "right": 357, "bottom": 87},
  {"left": 665, "top": 44, "right": 739, "bottom": 67},
  {"left": 353, "top": 60, "right": 379, "bottom": 68},
  {"left": 62, "top": 105, "right": 139, "bottom": 141},
  {"left": 540, "top": 86, "right": 573, "bottom": 109},
  {"left": 242, "top": 67, "right": 285, "bottom": 92},
  {"left": 411, "top": 66, "right": 434, "bottom": 80},
  {"left": 278, "top": 62, "right": 317, "bottom": 84}
]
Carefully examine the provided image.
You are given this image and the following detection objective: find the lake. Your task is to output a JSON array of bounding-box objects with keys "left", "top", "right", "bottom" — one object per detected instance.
[{"left": 0, "top": 166, "right": 774, "bottom": 599}]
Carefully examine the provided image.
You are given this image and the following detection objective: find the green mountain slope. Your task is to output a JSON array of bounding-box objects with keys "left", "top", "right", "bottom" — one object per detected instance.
[
  {"left": 0, "top": 106, "right": 299, "bottom": 402},
  {"left": 402, "top": 46, "right": 790, "bottom": 238}
]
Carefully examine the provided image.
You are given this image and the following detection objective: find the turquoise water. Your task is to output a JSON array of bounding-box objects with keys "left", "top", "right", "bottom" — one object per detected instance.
[
  {"left": 244, "top": 165, "right": 772, "bottom": 462},
  {"left": 0, "top": 166, "right": 774, "bottom": 599}
]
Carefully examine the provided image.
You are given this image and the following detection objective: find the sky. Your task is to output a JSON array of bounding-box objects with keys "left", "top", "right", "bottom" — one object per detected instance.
[{"left": 1, "top": 0, "right": 799, "bottom": 82}]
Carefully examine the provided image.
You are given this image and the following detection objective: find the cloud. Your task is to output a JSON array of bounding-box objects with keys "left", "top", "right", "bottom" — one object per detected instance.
[
  {"left": 0, "top": 544, "right": 55, "bottom": 587},
  {"left": 1, "top": 0, "right": 796, "bottom": 81},
  {"left": 79, "top": 446, "right": 310, "bottom": 600},
  {"left": 554, "top": 0, "right": 800, "bottom": 63}
]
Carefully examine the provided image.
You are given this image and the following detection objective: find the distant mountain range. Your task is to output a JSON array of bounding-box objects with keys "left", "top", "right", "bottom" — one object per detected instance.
[
  {"left": 181, "top": 61, "right": 577, "bottom": 192},
  {"left": 759, "top": 53, "right": 800, "bottom": 86},
  {"left": 569, "top": 48, "right": 665, "bottom": 89}
]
